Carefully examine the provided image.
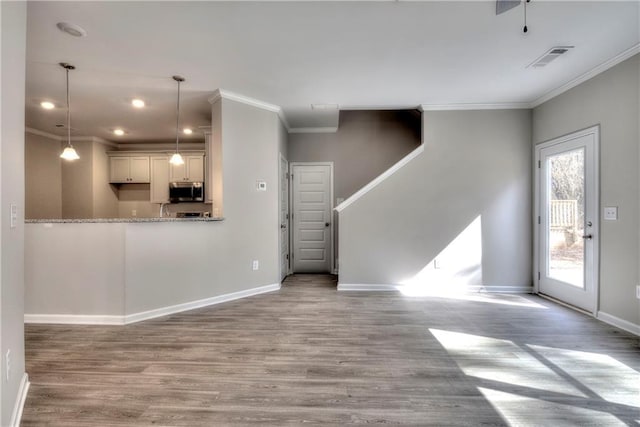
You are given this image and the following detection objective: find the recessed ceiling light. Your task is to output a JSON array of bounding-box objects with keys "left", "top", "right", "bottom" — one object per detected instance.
[
  {"left": 183, "top": 128, "right": 193, "bottom": 135},
  {"left": 131, "top": 99, "right": 145, "bottom": 108},
  {"left": 113, "top": 129, "right": 125, "bottom": 136},
  {"left": 56, "top": 22, "right": 87, "bottom": 38},
  {"left": 41, "top": 101, "right": 55, "bottom": 110}
]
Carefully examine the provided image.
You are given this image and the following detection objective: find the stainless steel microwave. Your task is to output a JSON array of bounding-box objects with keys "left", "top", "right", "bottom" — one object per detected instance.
[{"left": 169, "top": 182, "right": 204, "bottom": 203}]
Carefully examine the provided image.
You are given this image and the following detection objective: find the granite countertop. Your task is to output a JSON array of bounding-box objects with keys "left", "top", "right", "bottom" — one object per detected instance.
[{"left": 25, "top": 217, "right": 224, "bottom": 224}]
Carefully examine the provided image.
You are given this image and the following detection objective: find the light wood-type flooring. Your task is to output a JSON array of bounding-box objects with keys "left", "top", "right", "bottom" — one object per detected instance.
[{"left": 22, "top": 274, "right": 639, "bottom": 426}]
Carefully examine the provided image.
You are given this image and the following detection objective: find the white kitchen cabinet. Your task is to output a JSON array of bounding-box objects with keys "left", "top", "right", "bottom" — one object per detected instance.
[
  {"left": 109, "top": 156, "right": 150, "bottom": 183},
  {"left": 150, "top": 156, "right": 170, "bottom": 203},
  {"left": 170, "top": 155, "right": 204, "bottom": 182},
  {"left": 204, "top": 130, "right": 213, "bottom": 203}
]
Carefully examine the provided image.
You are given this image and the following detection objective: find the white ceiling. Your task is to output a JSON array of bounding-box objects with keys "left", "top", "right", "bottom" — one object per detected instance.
[{"left": 25, "top": 1, "right": 639, "bottom": 142}]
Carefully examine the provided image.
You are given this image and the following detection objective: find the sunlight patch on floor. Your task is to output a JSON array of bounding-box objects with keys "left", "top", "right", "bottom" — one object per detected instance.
[
  {"left": 430, "top": 329, "right": 586, "bottom": 397},
  {"left": 478, "top": 388, "right": 627, "bottom": 427},
  {"left": 527, "top": 344, "right": 640, "bottom": 408}
]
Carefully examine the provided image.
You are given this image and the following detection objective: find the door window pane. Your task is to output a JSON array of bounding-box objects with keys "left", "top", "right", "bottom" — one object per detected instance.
[{"left": 547, "top": 148, "right": 584, "bottom": 288}]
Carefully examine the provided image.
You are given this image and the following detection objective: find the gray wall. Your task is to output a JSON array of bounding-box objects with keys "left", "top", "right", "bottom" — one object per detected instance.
[
  {"left": 61, "top": 139, "right": 94, "bottom": 219},
  {"left": 288, "top": 110, "right": 421, "bottom": 203},
  {"left": 533, "top": 54, "right": 640, "bottom": 325},
  {"left": 1, "top": 2, "right": 27, "bottom": 424},
  {"left": 125, "top": 97, "right": 280, "bottom": 314},
  {"left": 338, "top": 110, "right": 532, "bottom": 289},
  {"left": 26, "top": 98, "right": 283, "bottom": 318},
  {"left": 25, "top": 133, "right": 62, "bottom": 219}
]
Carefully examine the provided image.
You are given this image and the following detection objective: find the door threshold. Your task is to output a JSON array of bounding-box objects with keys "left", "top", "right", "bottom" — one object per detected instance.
[{"left": 537, "top": 293, "right": 593, "bottom": 316}]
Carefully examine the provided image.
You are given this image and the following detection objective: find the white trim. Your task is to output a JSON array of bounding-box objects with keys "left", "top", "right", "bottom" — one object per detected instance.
[
  {"left": 335, "top": 144, "right": 424, "bottom": 212},
  {"left": 531, "top": 43, "right": 640, "bottom": 108},
  {"left": 124, "top": 283, "right": 280, "bottom": 324},
  {"left": 24, "top": 314, "right": 126, "bottom": 325},
  {"left": 25, "top": 283, "right": 281, "bottom": 326},
  {"left": 208, "top": 89, "right": 291, "bottom": 131},
  {"left": 338, "top": 283, "right": 533, "bottom": 293},
  {"left": 9, "top": 373, "right": 30, "bottom": 427},
  {"left": 338, "top": 283, "right": 400, "bottom": 291},
  {"left": 208, "top": 89, "right": 281, "bottom": 113},
  {"left": 279, "top": 153, "right": 290, "bottom": 281},
  {"left": 288, "top": 127, "right": 338, "bottom": 134},
  {"left": 25, "top": 127, "right": 62, "bottom": 140},
  {"left": 468, "top": 285, "right": 534, "bottom": 294},
  {"left": 597, "top": 311, "right": 640, "bottom": 336},
  {"left": 343, "top": 104, "right": 419, "bottom": 111},
  {"left": 420, "top": 102, "right": 531, "bottom": 111},
  {"left": 25, "top": 127, "right": 118, "bottom": 147}
]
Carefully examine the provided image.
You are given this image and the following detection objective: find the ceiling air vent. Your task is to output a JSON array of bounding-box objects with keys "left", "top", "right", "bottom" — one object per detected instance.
[{"left": 527, "top": 46, "right": 574, "bottom": 68}]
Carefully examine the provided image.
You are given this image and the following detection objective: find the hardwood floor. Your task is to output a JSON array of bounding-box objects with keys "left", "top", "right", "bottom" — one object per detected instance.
[{"left": 23, "top": 274, "right": 639, "bottom": 426}]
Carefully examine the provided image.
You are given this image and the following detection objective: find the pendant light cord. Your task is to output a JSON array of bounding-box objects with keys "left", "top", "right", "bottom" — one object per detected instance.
[
  {"left": 66, "top": 67, "right": 71, "bottom": 147},
  {"left": 174, "top": 77, "right": 183, "bottom": 153}
]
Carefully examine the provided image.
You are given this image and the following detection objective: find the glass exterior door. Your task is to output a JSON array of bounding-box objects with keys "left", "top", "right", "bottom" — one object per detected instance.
[{"left": 538, "top": 128, "right": 598, "bottom": 312}]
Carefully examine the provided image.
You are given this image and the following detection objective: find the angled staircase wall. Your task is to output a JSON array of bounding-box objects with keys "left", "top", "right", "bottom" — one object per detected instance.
[{"left": 337, "top": 109, "right": 532, "bottom": 291}]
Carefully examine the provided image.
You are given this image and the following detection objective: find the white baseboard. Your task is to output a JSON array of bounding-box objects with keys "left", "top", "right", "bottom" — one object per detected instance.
[
  {"left": 24, "top": 314, "right": 125, "bottom": 325},
  {"left": 338, "top": 283, "right": 400, "bottom": 291},
  {"left": 597, "top": 311, "right": 640, "bottom": 336},
  {"left": 124, "top": 283, "right": 281, "bottom": 324},
  {"left": 24, "top": 283, "right": 281, "bottom": 326},
  {"left": 338, "top": 283, "right": 533, "bottom": 293},
  {"left": 10, "top": 373, "right": 30, "bottom": 427},
  {"left": 468, "top": 285, "right": 534, "bottom": 294}
]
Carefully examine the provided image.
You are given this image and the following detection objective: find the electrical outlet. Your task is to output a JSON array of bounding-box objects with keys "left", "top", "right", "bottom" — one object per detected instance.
[
  {"left": 256, "top": 181, "right": 267, "bottom": 191},
  {"left": 132, "top": 210, "right": 137, "bottom": 217},
  {"left": 252, "top": 260, "right": 259, "bottom": 271},
  {"left": 10, "top": 204, "right": 17, "bottom": 229},
  {"left": 636, "top": 285, "right": 640, "bottom": 300},
  {"left": 5, "top": 349, "right": 10, "bottom": 382}
]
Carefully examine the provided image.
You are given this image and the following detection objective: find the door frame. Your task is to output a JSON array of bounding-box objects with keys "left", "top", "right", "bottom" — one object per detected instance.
[
  {"left": 279, "top": 153, "right": 290, "bottom": 281},
  {"left": 289, "top": 162, "right": 335, "bottom": 274},
  {"left": 534, "top": 125, "right": 600, "bottom": 315}
]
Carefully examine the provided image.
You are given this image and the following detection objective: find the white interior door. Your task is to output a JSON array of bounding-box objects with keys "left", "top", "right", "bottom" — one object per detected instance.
[
  {"left": 537, "top": 126, "right": 599, "bottom": 313},
  {"left": 291, "top": 163, "right": 332, "bottom": 273},
  {"left": 279, "top": 155, "right": 289, "bottom": 281}
]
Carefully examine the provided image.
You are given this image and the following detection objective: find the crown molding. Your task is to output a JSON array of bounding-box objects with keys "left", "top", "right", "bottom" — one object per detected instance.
[
  {"left": 25, "top": 127, "right": 62, "bottom": 141},
  {"left": 209, "top": 88, "right": 291, "bottom": 131},
  {"left": 288, "top": 127, "right": 338, "bottom": 134},
  {"left": 419, "top": 102, "right": 531, "bottom": 111},
  {"left": 25, "top": 127, "right": 117, "bottom": 147},
  {"left": 531, "top": 43, "right": 640, "bottom": 108}
]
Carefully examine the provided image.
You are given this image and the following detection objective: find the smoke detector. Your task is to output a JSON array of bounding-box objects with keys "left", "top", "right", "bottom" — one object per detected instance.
[
  {"left": 56, "top": 22, "right": 87, "bottom": 37},
  {"left": 527, "top": 46, "right": 574, "bottom": 68}
]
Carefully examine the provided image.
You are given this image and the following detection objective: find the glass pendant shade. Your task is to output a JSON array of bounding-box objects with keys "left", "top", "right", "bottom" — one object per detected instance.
[
  {"left": 60, "top": 146, "right": 80, "bottom": 160},
  {"left": 169, "top": 152, "right": 184, "bottom": 165}
]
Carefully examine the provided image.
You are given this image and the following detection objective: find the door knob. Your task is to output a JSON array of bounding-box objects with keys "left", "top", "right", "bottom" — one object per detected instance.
[
  {"left": 280, "top": 224, "right": 286, "bottom": 229},
  {"left": 582, "top": 234, "right": 593, "bottom": 240},
  {"left": 325, "top": 222, "right": 330, "bottom": 227}
]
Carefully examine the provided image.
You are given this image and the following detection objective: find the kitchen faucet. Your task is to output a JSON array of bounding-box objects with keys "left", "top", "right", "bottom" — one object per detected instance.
[{"left": 159, "top": 203, "right": 169, "bottom": 218}]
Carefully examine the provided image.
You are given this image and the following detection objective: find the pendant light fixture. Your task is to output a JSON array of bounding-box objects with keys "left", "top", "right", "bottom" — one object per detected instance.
[
  {"left": 169, "top": 75, "right": 185, "bottom": 166},
  {"left": 59, "top": 62, "right": 80, "bottom": 161}
]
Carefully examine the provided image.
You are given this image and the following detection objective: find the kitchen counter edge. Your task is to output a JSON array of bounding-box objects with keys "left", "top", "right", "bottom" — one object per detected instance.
[{"left": 25, "top": 217, "right": 224, "bottom": 224}]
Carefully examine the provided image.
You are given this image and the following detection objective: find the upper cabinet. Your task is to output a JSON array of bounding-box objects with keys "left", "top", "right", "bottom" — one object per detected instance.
[
  {"left": 109, "top": 156, "right": 150, "bottom": 183},
  {"left": 150, "top": 156, "right": 170, "bottom": 203},
  {"left": 170, "top": 155, "right": 204, "bottom": 182}
]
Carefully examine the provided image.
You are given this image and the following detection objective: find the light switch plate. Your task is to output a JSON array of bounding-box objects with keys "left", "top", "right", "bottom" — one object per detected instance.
[
  {"left": 604, "top": 206, "right": 618, "bottom": 220},
  {"left": 256, "top": 181, "right": 267, "bottom": 191}
]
